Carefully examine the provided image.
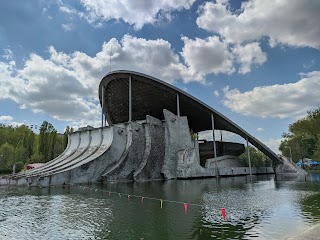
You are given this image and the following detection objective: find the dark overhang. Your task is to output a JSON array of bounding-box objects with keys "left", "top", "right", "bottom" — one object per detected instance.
[{"left": 99, "top": 70, "right": 280, "bottom": 163}]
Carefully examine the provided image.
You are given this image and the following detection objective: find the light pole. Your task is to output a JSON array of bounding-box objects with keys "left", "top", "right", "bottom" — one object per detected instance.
[{"left": 286, "top": 146, "right": 293, "bottom": 163}]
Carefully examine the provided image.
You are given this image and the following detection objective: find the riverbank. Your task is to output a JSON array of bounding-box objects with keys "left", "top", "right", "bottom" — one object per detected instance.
[{"left": 287, "top": 223, "right": 320, "bottom": 240}]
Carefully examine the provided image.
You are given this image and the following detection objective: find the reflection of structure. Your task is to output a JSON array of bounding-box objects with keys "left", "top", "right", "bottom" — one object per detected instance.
[{"left": 0, "top": 70, "right": 304, "bottom": 187}]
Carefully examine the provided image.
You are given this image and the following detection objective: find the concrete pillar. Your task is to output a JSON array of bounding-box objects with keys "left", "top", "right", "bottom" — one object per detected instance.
[
  {"left": 176, "top": 93, "right": 180, "bottom": 116},
  {"left": 211, "top": 114, "right": 218, "bottom": 177},
  {"left": 129, "top": 76, "right": 132, "bottom": 122},
  {"left": 101, "top": 86, "right": 104, "bottom": 128},
  {"left": 246, "top": 137, "right": 252, "bottom": 176}
]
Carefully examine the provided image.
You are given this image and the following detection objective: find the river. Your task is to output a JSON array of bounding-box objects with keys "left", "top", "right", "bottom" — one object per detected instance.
[{"left": 1, "top": 173, "right": 320, "bottom": 240}]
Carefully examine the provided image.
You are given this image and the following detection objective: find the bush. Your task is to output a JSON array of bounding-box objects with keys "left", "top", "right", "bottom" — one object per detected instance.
[
  {"left": 0, "top": 169, "right": 12, "bottom": 175},
  {"left": 14, "top": 161, "right": 24, "bottom": 173}
]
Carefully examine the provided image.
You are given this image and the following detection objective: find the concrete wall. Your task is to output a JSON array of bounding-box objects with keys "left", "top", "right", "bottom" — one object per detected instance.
[
  {"left": 26, "top": 124, "right": 126, "bottom": 187},
  {"left": 218, "top": 167, "right": 273, "bottom": 176},
  {"left": 103, "top": 121, "right": 146, "bottom": 181},
  {"left": 134, "top": 115, "right": 165, "bottom": 181},
  {"left": 162, "top": 109, "right": 214, "bottom": 179},
  {"left": 0, "top": 111, "right": 279, "bottom": 187},
  {"left": 205, "top": 155, "right": 244, "bottom": 168},
  {"left": 274, "top": 156, "right": 307, "bottom": 174},
  {"left": 52, "top": 124, "right": 127, "bottom": 186}
]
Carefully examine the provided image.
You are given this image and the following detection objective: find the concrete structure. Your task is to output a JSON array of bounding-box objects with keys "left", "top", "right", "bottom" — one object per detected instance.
[{"left": 0, "top": 70, "right": 305, "bottom": 187}]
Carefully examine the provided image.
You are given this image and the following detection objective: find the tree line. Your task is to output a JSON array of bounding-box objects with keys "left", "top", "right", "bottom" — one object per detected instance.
[
  {"left": 0, "top": 121, "right": 73, "bottom": 174},
  {"left": 279, "top": 107, "right": 320, "bottom": 162}
]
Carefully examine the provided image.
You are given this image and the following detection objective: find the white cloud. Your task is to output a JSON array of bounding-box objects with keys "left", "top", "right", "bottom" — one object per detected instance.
[
  {"left": 222, "top": 71, "right": 320, "bottom": 119},
  {"left": 232, "top": 42, "right": 267, "bottom": 74},
  {"left": 9, "top": 121, "right": 25, "bottom": 127},
  {"left": 62, "top": 23, "right": 74, "bottom": 31},
  {"left": 0, "top": 115, "right": 13, "bottom": 122},
  {"left": 256, "top": 128, "right": 264, "bottom": 132},
  {"left": 196, "top": 0, "right": 320, "bottom": 49},
  {"left": 180, "top": 36, "right": 235, "bottom": 79},
  {"left": 0, "top": 115, "right": 25, "bottom": 127},
  {"left": 0, "top": 35, "right": 206, "bottom": 126},
  {"left": 213, "top": 90, "right": 219, "bottom": 97},
  {"left": 263, "top": 138, "right": 282, "bottom": 154},
  {"left": 2, "top": 49, "right": 14, "bottom": 61},
  {"left": 65, "top": 0, "right": 196, "bottom": 30}
]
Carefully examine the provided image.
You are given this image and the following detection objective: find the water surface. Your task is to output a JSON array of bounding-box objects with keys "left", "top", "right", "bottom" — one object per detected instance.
[{"left": 1, "top": 173, "right": 320, "bottom": 239}]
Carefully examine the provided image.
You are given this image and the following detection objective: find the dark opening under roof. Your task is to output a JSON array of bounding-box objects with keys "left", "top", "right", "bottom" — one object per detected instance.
[{"left": 99, "top": 70, "right": 280, "bottom": 163}]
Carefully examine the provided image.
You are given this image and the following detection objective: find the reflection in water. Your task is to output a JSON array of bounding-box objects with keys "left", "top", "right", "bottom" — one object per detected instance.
[{"left": 1, "top": 174, "right": 320, "bottom": 239}]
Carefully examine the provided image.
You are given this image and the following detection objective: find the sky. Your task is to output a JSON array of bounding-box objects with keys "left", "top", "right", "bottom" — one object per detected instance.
[{"left": 0, "top": 0, "right": 319, "bottom": 154}]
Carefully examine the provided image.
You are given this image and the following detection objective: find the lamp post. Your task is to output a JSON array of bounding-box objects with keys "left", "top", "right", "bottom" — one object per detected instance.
[{"left": 286, "top": 146, "right": 293, "bottom": 163}]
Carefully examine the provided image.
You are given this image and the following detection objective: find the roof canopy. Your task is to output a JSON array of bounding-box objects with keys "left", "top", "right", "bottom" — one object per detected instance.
[{"left": 99, "top": 70, "right": 280, "bottom": 163}]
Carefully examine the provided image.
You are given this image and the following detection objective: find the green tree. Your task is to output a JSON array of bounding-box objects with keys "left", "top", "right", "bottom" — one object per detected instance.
[
  {"left": 239, "top": 146, "right": 272, "bottom": 167},
  {"left": 38, "top": 121, "right": 58, "bottom": 162},
  {"left": 0, "top": 121, "right": 66, "bottom": 170},
  {"left": 280, "top": 107, "right": 320, "bottom": 161}
]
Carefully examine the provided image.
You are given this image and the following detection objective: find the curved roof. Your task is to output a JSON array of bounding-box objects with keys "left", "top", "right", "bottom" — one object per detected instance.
[{"left": 99, "top": 70, "right": 280, "bottom": 163}]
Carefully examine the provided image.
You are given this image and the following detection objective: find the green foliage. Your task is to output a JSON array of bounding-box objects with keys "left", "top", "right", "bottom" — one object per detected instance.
[
  {"left": 239, "top": 146, "right": 272, "bottom": 167},
  {"left": 280, "top": 107, "right": 320, "bottom": 161},
  {"left": 15, "top": 161, "right": 24, "bottom": 173},
  {"left": 0, "top": 121, "right": 67, "bottom": 171},
  {"left": 63, "top": 126, "right": 73, "bottom": 149}
]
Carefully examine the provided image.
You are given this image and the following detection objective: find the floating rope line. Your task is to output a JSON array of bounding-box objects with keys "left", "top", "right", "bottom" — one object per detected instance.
[{"left": 71, "top": 184, "right": 228, "bottom": 218}]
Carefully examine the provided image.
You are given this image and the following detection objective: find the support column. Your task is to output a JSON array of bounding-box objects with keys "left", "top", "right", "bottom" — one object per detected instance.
[
  {"left": 246, "top": 137, "right": 252, "bottom": 176},
  {"left": 211, "top": 114, "right": 218, "bottom": 177},
  {"left": 176, "top": 93, "right": 180, "bottom": 116},
  {"left": 129, "top": 76, "right": 132, "bottom": 122},
  {"left": 101, "top": 86, "right": 104, "bottom": 128}
]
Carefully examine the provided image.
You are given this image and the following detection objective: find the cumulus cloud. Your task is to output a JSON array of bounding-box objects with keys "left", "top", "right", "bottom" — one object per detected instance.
[
  {"left": 256, "top": 128, "right": 264, "bottom": 132},
  {"left": 232, "top": 42, "right": 267, "bottom": 74},
  {"left": 63, "top": 0, "right": 195, "bottom": 30},
  {"left": 213, "top": 90, "right": 219, "bottom": 97},
  {"left": 0, "top": 35, "right": 208, "bottom": 127},
  {"left": 196, "top": 0, "right": 320, "bottom": 49},
  {"left": 222, "top": 71, "right": 320, "bottom": 119},
  {"left": 263, "top": 138, "right": 282, "bottom": 154},
  {"left": 0, "top": 115, "right": 13, "bottom": 122},
  {"left": 0, "top": 115, "right": 25, "bottom": 127},
  {"left": 181, "top": 36, "right": 235, "bottom": 78}
]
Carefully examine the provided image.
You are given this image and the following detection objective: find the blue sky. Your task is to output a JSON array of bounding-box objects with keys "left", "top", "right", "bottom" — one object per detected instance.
[{"left": 0, "top": 0, "right": 319, "bottom": 153}]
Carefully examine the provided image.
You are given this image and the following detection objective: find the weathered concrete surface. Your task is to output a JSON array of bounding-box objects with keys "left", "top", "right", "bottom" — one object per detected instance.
[
  {"left": 287, "top": 223, "right": 320, "bottom": 240},
  {"left": 25, "top": 132, "right": 82, "bottom": 177},
  {"left": 217, "top": 166, "right": 273, "bottom": 176},
  {"left": 42, "top": 125, "right": 126, "bottom": 186},
  {"left": 275, "top": 156, "right": 307, "bottom": 175},
  {"left": 134, "top": 115, "right": 165, "bottom": 181},
  {"left": 205, "top": 155, "right": 243, "bottom": 168},
  {"left": 14, "top": 129, "right": 100, "bottom": 187},
  {"left": 4, "top": 125, "right": 126, "bottom": 187},
  {"left": 41, "top": 128, "right": 104, "bottom": 177},
  {"left": 0, "top": 112, "right": 279, "bottom": 187},
  {"left": 103, "top": 121, "right": 146, "bottom": 181},
  {"left": 162, "top": 109, "right": 213, "bottom": 179},
  {"left": 37, "top": 131, "right": 91, "bottom": 176}
]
